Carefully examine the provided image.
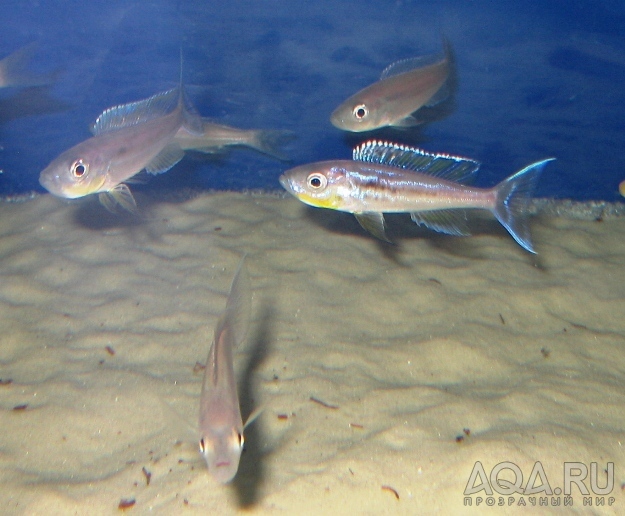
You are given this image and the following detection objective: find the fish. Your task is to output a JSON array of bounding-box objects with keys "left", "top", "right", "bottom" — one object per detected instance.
[
  {"left": 174, "top": 118, "right": 293, "bottom": 160},
  {"left": 619, "top": 180, "right": 625, "bottom": 197},
  {"left": 280, "top": 140, "right": 555, "bottom": 253},
  {"left": 0, "top": 43, "right": 54, "bottom": 89},
  {"left": 330, "top": 42, "right": 452, "bottom": 132},
  {"left": 39, "top": 79, "right": 202, "bottom": 212},
  {"left": 199, "top": 258, "right": 252, "bottom": 484}
]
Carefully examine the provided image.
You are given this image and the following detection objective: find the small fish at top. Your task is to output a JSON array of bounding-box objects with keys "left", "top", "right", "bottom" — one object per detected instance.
[
  {"left": 330, "top": 41, "right": 452, "bottom": 132},
  {"left": 174, "top": 119, "right": 294, "bottom": 160},
  {"left": 39, "top": 72, "right": 203, "bottom": 213},
  {"left": 199, "top": 258, "right": 254, "bottom": 484},
  {"left": 0, "top": 43, "right": 55, "bottom": 89},
  {"left": 280, "top": 141, "right": 555, "bottom": 253}
]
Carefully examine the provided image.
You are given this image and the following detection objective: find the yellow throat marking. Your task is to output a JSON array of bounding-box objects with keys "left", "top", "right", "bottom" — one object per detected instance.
[
  {"left": 297, "top": 191, "right": 341, "bottom": 210},
  {"left": 63, "top": 175, "right": 108, "bottom": 198}
]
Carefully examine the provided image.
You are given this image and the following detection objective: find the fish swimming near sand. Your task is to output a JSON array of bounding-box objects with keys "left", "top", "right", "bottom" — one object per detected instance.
[
  {"left": 199, "top": 258, "right": 252, "bottom": 484},
  {"left": 330, "top": 42, "right": 452, "bottom": 132},
  {"left": 174, "top": 119, "right": 293, "bottom": 160},
  {"left": 39, "top": 76, "right": 203, "bottom": 212},
  {"left": 280, "top": 140, "right": 554, "bottom": 253},
  {"left": 0, "top": 43, "right": 54, "bottom": 89}
]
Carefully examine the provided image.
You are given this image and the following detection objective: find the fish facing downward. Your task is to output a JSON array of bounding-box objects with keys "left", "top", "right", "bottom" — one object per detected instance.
[
  {"left": 330, "top": 42, "right": 452, "bottom": 132},
  {"left": 280, "top": 141, "right": 554, "bottom": 253},
  {"left": 174, "top": 119, "right": 293, "bottom": 160},
  {"left": 39, "top": 83, "right": 202, "bottom": 213},
  {"left": 199, "top": 259, "right": 251, "bottom": 484}
]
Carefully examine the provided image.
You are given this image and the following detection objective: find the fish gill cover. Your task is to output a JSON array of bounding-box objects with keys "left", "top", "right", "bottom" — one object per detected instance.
[{"left": 0, "top": 0, "right": 624, "bottom": 201}]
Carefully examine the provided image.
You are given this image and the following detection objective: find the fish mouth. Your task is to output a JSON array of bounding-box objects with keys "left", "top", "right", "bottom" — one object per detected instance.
[
  {"left": 329, "top": 110, "right": 343, "bottom": 129},
  {"left": 39, "top": 172, "right": 82, "bottom": 199},
  {"left": 39, "top": 169, "right": 104, "bottom": 199},
  {"left": 278, "top": 174, "right": 293, "bottom": 194},
  {"left": 39, "top": 170, "right": 64, "bottom": 197}
]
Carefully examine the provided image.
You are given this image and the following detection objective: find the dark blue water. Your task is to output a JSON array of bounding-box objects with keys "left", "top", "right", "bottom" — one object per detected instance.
[{"left": 1, "top": 0, "right": 624, "bottom": 201}]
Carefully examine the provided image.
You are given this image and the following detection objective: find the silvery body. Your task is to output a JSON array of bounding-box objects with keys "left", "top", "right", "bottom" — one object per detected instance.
[
  {"left": 39, "top": 87, "right": 198, "bottom": 211},
  {"left": 280, "top": 141, "right": 553, "bottom": 253},
  {"left": 330, "top": 44, "right": 451, "bottom": 132},
  {"left": 199, "top": 259, "right": 251, "bottom": 484},
  {"left": 174, "top": 119, "right": 292, "bottom": 160}
]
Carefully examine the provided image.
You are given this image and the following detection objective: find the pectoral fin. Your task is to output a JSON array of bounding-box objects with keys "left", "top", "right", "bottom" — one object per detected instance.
[
  {"left": 390, "top": 115, "right": 422, "bottom": 128},
  {"left": 98, "top": 183, "right": 137, "bottom": 214},
  {"left": 354, "top": 212, "right": 393, "bottom": 243},
  {"left": 187, "top": 146, "right": 220, "bottom": 154},
  {"left": 145, "top": 143, "right": 185, "bottom": 175},
  {"left": 243, "top": 406, "right": 264, "bottom": 430},
  {"left": 425, "top": 82, "right": 450, "bottom": 107}
]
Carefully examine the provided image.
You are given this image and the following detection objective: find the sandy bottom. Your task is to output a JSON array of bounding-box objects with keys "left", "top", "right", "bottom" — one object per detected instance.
[{"left": 0, "top": 191, "right": 624, "bottom": 515}]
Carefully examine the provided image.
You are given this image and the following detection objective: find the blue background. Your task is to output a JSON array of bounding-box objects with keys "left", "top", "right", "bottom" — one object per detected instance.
[{"left": 1, "top": 0, "right": 624, "bottom": 200}]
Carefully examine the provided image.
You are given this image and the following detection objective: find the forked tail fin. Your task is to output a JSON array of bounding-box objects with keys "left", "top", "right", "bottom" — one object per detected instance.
[
  {"left": 492, "top": 158, "right": 555, "bottom": 253},
  {"left": 249, "top": 129, "right": 295, "bottom": 160},
  {"left": 1, "top": 43, "right": 55, "bottom": 88}
]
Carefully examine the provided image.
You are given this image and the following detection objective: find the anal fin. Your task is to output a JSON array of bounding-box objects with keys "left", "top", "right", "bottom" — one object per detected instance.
[{"left": 410, "top": 209, "right": 470, "bottom": 236}]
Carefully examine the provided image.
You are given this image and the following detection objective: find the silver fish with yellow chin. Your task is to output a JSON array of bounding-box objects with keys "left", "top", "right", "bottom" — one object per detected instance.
[
  {"left": 280, "top": 141, "right": 554, "bottom": 253},
  {"left": 39, "top": 83, "right": 292, "bottom": 213},
  {"left": 39, "top": 84, "right": 201, "bottom": 213},
  {"left": 330, "top": 41, "right": 452, "bottom": 132}
]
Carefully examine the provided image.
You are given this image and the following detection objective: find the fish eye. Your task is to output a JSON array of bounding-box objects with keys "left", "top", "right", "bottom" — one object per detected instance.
[
  {"left": 199, "top": 438, "right": 205, "bottom": 453},
  {"left": 307, "top": 172, "right": 327, "bottom": 190},
  {"left": 353, "top": 104, "right": 368, "bottom": 120},
  {"left": 71, "top": 159, "right": 88, "bottom": 178}
]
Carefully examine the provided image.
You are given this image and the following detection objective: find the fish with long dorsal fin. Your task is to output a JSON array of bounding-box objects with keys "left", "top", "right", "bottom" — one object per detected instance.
[
  {"left": 39, "top": 62, "right": 203, "bottom": 212},
  {"left": 280, "top": 141, "right": 554, "bottom": 253},
  {"left": 330, "top": 41, "right": 453, "bottom": 132}
]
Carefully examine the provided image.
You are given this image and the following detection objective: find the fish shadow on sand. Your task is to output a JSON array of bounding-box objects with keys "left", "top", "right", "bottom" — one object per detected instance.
[
  {"left": 395, "top": 212, "right": 545, "bottom": 265},
  {"left": 69, "top": 195, "right": 150, "bottom": 230},
  {"left": 302, "top": 207, "right": 544, "bottom": 263},
  {"left": 300, "top": 208, "right": 407, "bottom": 263},
  {"left": 232, "top": 301, "right": 275, "bottom": 508}
]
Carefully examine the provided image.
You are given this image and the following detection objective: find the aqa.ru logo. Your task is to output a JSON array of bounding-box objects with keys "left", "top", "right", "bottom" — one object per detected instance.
[{"left": 463, "top": 461, "right": 616, "bottom": 507}]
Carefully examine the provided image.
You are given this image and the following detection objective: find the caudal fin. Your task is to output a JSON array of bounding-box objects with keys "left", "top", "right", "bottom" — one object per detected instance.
[
  {"left": 249, "top": 129, "right": 295, "bottom": 160},
  {"left": 0, "top": 43, "right": 55, "bottom": 88},
  {"left": 492, "top": 158, "right": 555, "bottom": 253}
]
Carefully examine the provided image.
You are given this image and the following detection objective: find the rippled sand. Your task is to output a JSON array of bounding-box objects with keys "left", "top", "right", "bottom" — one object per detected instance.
[{"left": 0, "top": 192, "right": 624, "bottom": 514}]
